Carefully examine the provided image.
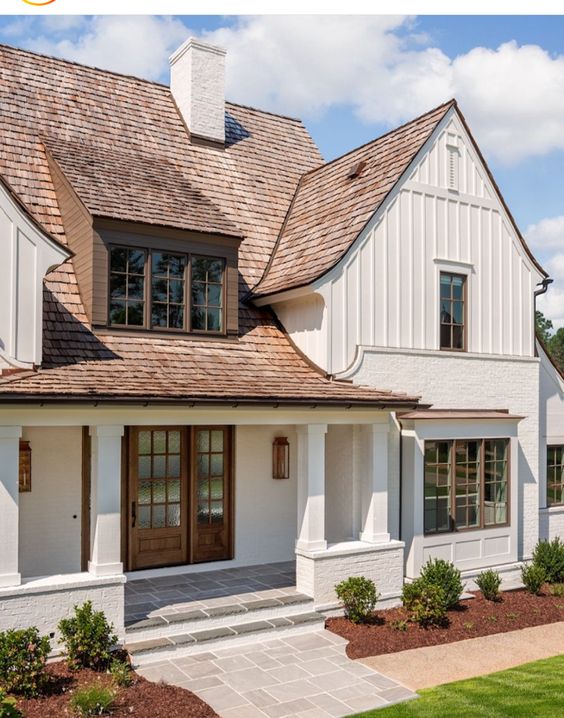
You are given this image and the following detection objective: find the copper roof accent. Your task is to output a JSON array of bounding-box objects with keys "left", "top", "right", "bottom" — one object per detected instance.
[
  {"left": 0, "top": 43, "right": 418, "bottom": 407},
  {"left": 253, "top": 100, "right": 455, "bottom": 297},
  {"left": 398, "top": 410, "right": 524, "bottom": 421}
]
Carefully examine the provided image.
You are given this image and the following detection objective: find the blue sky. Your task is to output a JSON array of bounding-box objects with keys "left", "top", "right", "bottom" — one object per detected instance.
[{"left": 2, "top": 14, "right": 564, "bottom": 324}]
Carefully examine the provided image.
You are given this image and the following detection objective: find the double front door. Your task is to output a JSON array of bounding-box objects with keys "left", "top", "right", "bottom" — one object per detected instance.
[{"left": 127, "top": 426, "right": 232, "bottom": 570}]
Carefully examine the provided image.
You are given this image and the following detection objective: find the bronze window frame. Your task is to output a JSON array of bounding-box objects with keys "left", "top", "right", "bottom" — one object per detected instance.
[
  {"left": 439, "top": 272, "right": 467, "bottom": 352},
  {"left": 423, "top": 438, "right": 510, "bottom": 535},
  {"left": 107, "top": 244, "right": 226, "bottom": 336},
  {"left": 547, "top": 445, "right": 564, "bottom": 507}
]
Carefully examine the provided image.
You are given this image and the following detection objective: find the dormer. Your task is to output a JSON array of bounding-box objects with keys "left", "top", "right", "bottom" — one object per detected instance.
[{"left": 0, "top": 177, "right": 71, "bottom": 370}]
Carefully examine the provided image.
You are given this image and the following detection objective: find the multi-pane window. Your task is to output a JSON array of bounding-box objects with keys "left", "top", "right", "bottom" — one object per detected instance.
[
  {"left": 195, "top": 428, "right": 227, "bottom": 526},
  {"left": 191, "top": 256, "right": 224, "bottom": 333},
  {"left": 547, "top": 445, "right": 564, "bottom": 506},
  {"left": 137, "top": 429, "right": 182, "bottom": 530},
  {"left": 440, "top": 272, "right": 466, "bottom": 350},
  {"left": 151, "top": 252, "right": 186, "bottom": 330},
  {"left": 424, "top": 438, "right": 509, "bottom": 534},
  {"left": 108, "top": 246, "right": 225, "bottom": 333},
  {"left": 109, "top": 247, "right": 146, "bottom": 326}
]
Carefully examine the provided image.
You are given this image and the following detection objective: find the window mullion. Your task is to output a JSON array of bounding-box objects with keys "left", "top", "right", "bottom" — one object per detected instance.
[{"left": 480, "top": 439, "right": 485, "bottom": 529}]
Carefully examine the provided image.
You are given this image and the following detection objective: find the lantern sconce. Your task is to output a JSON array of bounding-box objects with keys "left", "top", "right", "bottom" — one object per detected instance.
[
  {"left": 19, "top": 440, "right": 32, "bottom": 493},
  {"left": 272, "top": 437, "right": 290, "bottom": 480}
]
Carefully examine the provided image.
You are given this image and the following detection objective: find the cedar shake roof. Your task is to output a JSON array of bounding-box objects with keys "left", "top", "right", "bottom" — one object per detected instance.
[
  {"left": 0, "top": 43, "right": 418, "bottom": 407},
  {"left": 253, "top": 100, "right": 455, "bottom": 297}
]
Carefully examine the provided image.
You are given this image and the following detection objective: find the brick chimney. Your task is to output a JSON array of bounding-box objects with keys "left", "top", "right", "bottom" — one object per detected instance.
[{"left": 170, "top": 38, "right": 226, "bottom": 146}]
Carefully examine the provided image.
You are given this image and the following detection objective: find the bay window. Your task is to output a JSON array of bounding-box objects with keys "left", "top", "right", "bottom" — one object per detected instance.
[{"left": 424, "top": 438, "right": 509, "bottom": 534}]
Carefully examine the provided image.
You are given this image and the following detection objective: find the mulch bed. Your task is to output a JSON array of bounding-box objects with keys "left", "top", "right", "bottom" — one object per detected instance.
[
  {"left": 16, "top": 661, "right": 218, "bottom": 718},
  {"left": 327, "top": 588, "right": 564, "bottom": 660}
]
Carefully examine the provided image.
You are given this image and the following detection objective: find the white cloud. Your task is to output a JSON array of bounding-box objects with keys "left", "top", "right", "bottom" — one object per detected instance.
[
  {"left": 28, "top": 15, "right": 190, "bottom": 81},
  {"left": 13, "top": 15, "right": 564, "bottom": 164},
  {"left": 526, "top": 215, "right": 564, "bottom": 253}
]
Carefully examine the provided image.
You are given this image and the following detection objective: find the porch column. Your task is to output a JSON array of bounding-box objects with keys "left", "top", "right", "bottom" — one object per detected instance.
[
  {"left": 0, "top": 427, "right": 22, "bottom": 587},
  {"left": 359, "top": 423, "right": 391, "bottom": 544},
  {"left": 296, "top": 424, "right": 328, "bottom": 552},
  {"left": 89, "top": 425, "right": 124, "bottom": 577}
]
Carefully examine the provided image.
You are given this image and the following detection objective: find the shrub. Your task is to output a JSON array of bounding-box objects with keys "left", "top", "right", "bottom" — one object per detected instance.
[
  {"left": 402, "top": 579, "right": 448, "bottom": 627},
  {"left": 0, "top": 627, "right": 50, "bottom": 697},
  {"left": 335, "top": 576, "right": 380, "bottom": 624},
  {"left": 70, "top": 684, "right": 115, "bottom": 716},
  {"left": 418, "top": 558, "right": 463, "bottom": 609},
  {"left": 476, "top": 569, "right": 502, "bottom": 601},
  {"left": 0, "top": 689, "right": 21, "bottom": 718},
  {"left": 521, "top": 563, "right": 546, "bottom": 595},
  {"left": 549, "top": 583, "right": 564, "bottom": 597},
  {"left": 58, "top": 602, "right": 118, "bottom": 671},
  {"left": 531, "top": 538, "right": 564, "bottom": 583},
  {"left": 109, "top": 658, "right": 132, "bottom": 688}
]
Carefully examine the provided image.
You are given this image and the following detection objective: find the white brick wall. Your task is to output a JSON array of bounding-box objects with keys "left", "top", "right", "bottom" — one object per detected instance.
[
  {"left": 351, "top": 348, "right": 540, "bottom": 562},
  {"left": 296, "top": 541, "right": 405, "bottom": 607},
  {"left": 0, "top": 575, "right": 125, "bottom": 642},
  {"left": 540, "top": 507, "right": 564, "bottom": 541}
]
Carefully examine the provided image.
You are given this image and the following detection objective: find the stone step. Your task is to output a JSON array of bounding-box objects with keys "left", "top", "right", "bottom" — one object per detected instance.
[
  {"left": 125, "top": 592, "right": 314, "bottom": 642},
  {"left": 126, "top": 611, "right": 326, "bottom": 665}
]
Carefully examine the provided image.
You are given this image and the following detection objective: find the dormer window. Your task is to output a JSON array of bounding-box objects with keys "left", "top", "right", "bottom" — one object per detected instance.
[{"left": 108, "top": 245, "right": 225, "bottom": 334}]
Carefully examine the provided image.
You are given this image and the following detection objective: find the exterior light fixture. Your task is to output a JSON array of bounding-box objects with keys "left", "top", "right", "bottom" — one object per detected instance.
[
  {"left": 19, "top": 440, "right": 32, "bottom": 493},
  {"left": 272, "top": 437, "right": 290, "bottom": 480}
]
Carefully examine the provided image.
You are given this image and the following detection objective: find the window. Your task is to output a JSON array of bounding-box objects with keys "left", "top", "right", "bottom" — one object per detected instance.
[
  {"left": 108, "top": 246, "right": 225, "bottom": 334},
  {"left": 547, "top": 445, "right": 564, "bottom": 506},
  {"left": 424, "top": 438, "right": 509, "bottom": 534},
  {"left": 440, "top": 272, "right": 466, "bottom": 350},
  {"left": 191, "top": 256, "right": 224, "bottom": 333},
  {"left": 109, "top": 247, "right": 146, "bottom": 326}
]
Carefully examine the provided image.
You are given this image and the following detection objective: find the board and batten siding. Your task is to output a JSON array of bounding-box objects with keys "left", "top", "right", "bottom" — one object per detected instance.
[
  {"left": 271, "top": 110, "right": 543, "bottom": 376},
  {"left": 0, "top": 182, "right": 69, "bottom": 368}
]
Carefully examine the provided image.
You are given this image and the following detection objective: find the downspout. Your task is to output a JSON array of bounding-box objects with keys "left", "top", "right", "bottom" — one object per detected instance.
[
  {"left": 534, "top": 278, "right": 553, "bottom": 352},
  {"left": 398, "top": 417, "right": 403, "bottom": 542}
]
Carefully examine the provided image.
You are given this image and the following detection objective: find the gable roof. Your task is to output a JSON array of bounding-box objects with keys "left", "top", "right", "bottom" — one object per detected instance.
[
  {"left": 253, "top": 100, "right": 455, "bottom": 297},
  {"left": 0, "top": 43, "right": 418, "bottom": 408}
]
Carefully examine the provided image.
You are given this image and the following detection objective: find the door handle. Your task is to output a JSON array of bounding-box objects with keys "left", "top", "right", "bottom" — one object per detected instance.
[{"left": 131, "top": 501, "right": 136, "bottom": 528}]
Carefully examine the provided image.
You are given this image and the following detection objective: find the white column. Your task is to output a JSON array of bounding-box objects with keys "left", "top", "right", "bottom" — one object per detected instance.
[
  {"left": 0, "top": 426, "right": 22, "bottom": 587},
  {"left": 89, "top": 425, "right": 124, "bottom": 577},
  {"left": 359, "top": 423, "right": 391, "bottom": 544},
  {"left": 296, "top": 424, "right": 328, "bottom": 552}
]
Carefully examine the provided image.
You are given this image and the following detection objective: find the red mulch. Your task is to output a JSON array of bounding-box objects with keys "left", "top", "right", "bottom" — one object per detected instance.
[
  {"left": 327, "top": 588, "right": 564, "bottom": 660},
  {"left": 16, "top": 661, "right": 218, "bottom": 718}
]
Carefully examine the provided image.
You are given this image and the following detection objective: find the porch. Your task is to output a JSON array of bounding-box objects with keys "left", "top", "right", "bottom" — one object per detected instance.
[{"left": 0, "top": 407, "right": 405, "bottom": 641}]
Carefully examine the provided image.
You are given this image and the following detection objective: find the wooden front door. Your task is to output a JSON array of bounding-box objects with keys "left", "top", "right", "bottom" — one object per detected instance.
[
  {"left": 129, "top": 427, "right": 189, "bottom": 570},
  {"left": 127, "top": 426, "right": 232, "bottom": 570}
]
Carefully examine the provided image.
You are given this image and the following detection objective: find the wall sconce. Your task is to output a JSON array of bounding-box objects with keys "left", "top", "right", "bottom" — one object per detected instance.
[
  {"left": 272, "top": 437, "right": 290, "bottom": 480},
  {"left": 19, "top": 440, "right": 32, "bottom": 493}
]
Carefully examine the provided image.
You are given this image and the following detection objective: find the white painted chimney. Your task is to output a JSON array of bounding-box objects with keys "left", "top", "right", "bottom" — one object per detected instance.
[{"left": 170, "top": 38, "right": 226, "bottom": 145}]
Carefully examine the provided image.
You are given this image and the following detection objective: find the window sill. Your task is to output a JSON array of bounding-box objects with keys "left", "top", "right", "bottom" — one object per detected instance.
[
  {"left": 540, "top": 504, "right": 564, "bottom": 513},
  {"left": 94, "top": 325, "right": 237, "bottom": 342}
]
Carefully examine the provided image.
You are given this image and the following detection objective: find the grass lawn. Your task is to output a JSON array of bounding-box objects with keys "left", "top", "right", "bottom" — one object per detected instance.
[{"left": 350, "top": 655, "right": 564, "bottom": 718}]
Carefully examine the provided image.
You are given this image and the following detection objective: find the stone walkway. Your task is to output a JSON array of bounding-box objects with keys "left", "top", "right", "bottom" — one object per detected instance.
[
  {"left": 360, "top": 621, "right": 564, "bottom": 690},
  {"left": 137, "top": 629, "right": 417, "bottom": 717}
]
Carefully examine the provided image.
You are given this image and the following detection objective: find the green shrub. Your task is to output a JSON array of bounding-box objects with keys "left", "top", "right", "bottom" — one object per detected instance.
[
  {"left": 549, "top": 583, "right": 564, "bottom": 597},
  {"left": 476, "top": 569, "right": 502, "bottom": 601},
  {"left": 109, "top": 658, "right": 132, "bottom": 688},
  {"left": 402, "top": 579, "right": 448, "bottom": 627},
  {"left": 532, "top": 538, "right": 564, "bottom": 583},
  {"left": 70, "top": 684, "right": 115, "bottom": 716},
  {"left": 0, "top": 627, "right": 50, "bottom": 697},
  {"left": 418, "top": 558, "right": 463, "bottom": 609},
  {"left": 58, "top": 602, "right": 117, "bottom": 671},
  {"left": 335, "top": 576, "right": 380, "bottom": 624},
  {"left": 521, "top": 563, "right": 546, "bottom": 595},
  {"left": 0, "top": 689, "right": 21, "bottom": 718}
]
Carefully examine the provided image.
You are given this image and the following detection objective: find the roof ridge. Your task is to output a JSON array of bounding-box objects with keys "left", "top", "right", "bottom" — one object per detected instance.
[{"left": 300, "top": 98, "right": 456, "bottom": 180}]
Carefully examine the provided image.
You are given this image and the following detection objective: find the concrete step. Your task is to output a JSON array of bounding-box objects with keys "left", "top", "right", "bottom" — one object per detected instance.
[
  {"left": 125, "top": 592, "right": 314, "bottom": 642},
  {"left": 126, "top": 610, "right": 326, "bottom": 665}
]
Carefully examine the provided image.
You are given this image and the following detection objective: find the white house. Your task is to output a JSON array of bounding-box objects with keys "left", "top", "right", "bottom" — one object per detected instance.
[{"left": 0, "top": 38, "right": 563, "bottom": 651}]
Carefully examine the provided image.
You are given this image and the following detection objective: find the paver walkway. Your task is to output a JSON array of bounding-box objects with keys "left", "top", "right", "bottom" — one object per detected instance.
[
  {"left": 136, "top": 629, "right": 416, "bottom": 717},
  {"left": 360, "top": 621, "right": 564, "bottom": 690}
]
